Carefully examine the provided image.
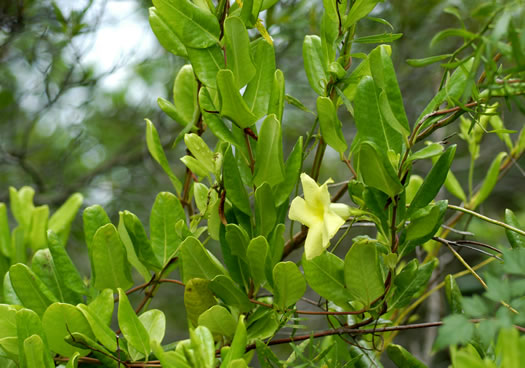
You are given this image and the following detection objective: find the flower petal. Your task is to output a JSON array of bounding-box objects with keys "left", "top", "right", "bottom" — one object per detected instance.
[
  {"left": 304, "top": 222, "right": 327, "bottom": 260},
  {"left": 323, "top": 210, "right": 345, "bottom": 240},
  {"left": 329, "top": 203, "right": 352, "bottom": 220},
  {"left": 289, "top": 197, "right": 318, "bottom": 228}
]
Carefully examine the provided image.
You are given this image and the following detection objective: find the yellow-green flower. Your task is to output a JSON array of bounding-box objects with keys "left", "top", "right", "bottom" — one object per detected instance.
[{"left": 289, "top": 173, "right": 351, "bottom": 260}]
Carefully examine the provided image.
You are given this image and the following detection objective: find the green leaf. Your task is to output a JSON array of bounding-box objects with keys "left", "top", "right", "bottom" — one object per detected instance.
[
  {"left": 0, "top": 304, "right": 18, "bottom": 355},
  {"left": 408, "top": 143, "right": 444, "bottom": 162},
  {"left": 356, "top": 141, "right": 403, "bottom": 198},
  {"left": 0, "top": 203, "right": 11, "bottom": 258},
  {"left": 353, "top": 76, "right": 403, "bottom": 154},
  {"left": 16, "top": 308, "right": 48, "bottom": 368},
  {"left": 145, "top": 119, "right": 182, "bottom": 194},
  {"left": 91, "top": 223, "right": 133, "bottom": 292},
  {"left": 3, "top": 271, "right": 22, "bottom": 305},
  {"left": 122, "top": 211, "right": 161, "bottom": 271},
  {"left": 444, "top": 169, "right": 467, "bottom": 202},
  {"left": 209, "top": 275, "right": 252, "bottom": 313},
  {"left": 344, "top": 241, "right": 384, "bottom": 306},
  {"left": 88, "top": 288, "right": 114, "bottom": 327},
  {"left": 217, "top": 69, "right": 258, "bottom": 129},
  {"left": 244, "top": 39, "right": 276, "bottom": 119},
  {"left": 343, "top": 0, "right": 381, "bottom": 28},
  {"left": 172, "top": 65, "right": 198, "bottom": 126},
  {"left": 117, "top": 288, "right": 151, "bottom": 358},
  {"left": 150, "top": 192, "right": 185, "bottom": 266},
  {"left": 180, "top": 237, "right": 226, "bottom": 283},
  {"left": 504, "top": 209, "right": 525, "bottom": 249},
  {"left": 247, "top": 236, "right": 269, "bottom": 287},
  {"left": 225, "top": 223, "right": 250, "bottom": 261},
  {"left": 354, "top": 33, "right": 403, "bottom": 44},
  {"left": 184, "top": 278, "right": 217, "bottom": 327},
  {"left": 76, "top": 304, "right": 117, "bottom": 352},
  {"left": 31, "top": 249, "right": 66, "bottom": 302},
  {"left": 23, "top": 335, "right": 53, "bottom": 368},
  {"left": 317, "top": 97, "right": 348, "bottom": 153},
  {"left": 445, "top": 274, "right": 463, "bottom": 314},
  {"left": 192, "top": 326, "right": 216, "bottom": 368},
  {"left": 471, "top": 152, "right": 507, "bottom": 208},
  {"left": 139, "top": 309, "right": 166, "bottom": 345},
  {"left": 185, "top": 133, "right": 217, "bottom": 174},
  {"left": 82, "top": 205, "right": 111, "bottom": 266},
  {"left": 66, "top": 352, "right": 80, "bottom": 368},
  {"left": 253, "top": 114, "right": 285, "bottom": 187},
  {"left": 43, "top": 302, "right": 94, "bottom": 357},
  {"left": 405, "top": 201, "right": 447, "bottom": 242},
  {"left": 65, "top": 332, "right": 118, "bottom": 368},
  {"left": 187, "top": 45, "right": 225, "bottom": 88},
  {"left": 198, "top": 305, "right": 237, "bottom": 339},
  {"left": 406, "top": 54, "right": 453, "bottom": 67},
  {"left": 9, "top": 186, "right": 35, "bottom": 229},
  {"left": 390, "top": 259, "right": 436, "bottom": 310},
  {"left": 274, "top": 137, "right": 303, "bottom": 206},
  {"left": 47, "top": 231, "right": 86, "bottom": 302},
  {"left": 224, "top": 17, "right": 256, "bottom": 87},
  {"left": 430, "top": 28, "right": 477, "bottom": 48},
  {"left": 10, "top": 263, "right": 57, "bottom": 316},
  {"left": 303, "top": 35, "right": 327, "bottom": 95},
  {"left": 117, "top": 212, "right": 151, "bottom": 281},
  {"left": 152, "top": 341, "right": 192, "bottom": 368},
  {"left": 387, "top": 344, "right": 427, "bottom": 368},
  {"left": 148, "top": 7, "right": 187, "bottom": 56},
  {"left": 302, "top": 252, "right": 354, "bottom": 306},
  {"left": 434, "top": 314, "right": 474, "bottom": 351},
  {"left": 152, "top": 0, "right": 220, "bottom": 48},
  {"left": 268, "top": 69, "right": 285, "bottom": 122},
  {"left": 495, "top": 328, "right": 520, "bottom": 368},
  {"left": 48, "top": 193, "right": 83, "bottom": 245},
  {"left": 223, "top": 146, "right": 251, "bottom": 215},
  {"left": 27, "top": 205, "right": 49, "bottom": 250},
  {"left": 272, "top": 261, "right": 306, "bottom": 310},
  {"left": 220, "top": 316, "right": 247, "bottom": 368},
  {"left": 408, "top": 145, "right": 456, "bottom": 216},
  {"left": 255, "top": 184, "right": 277, "bottom": 237}
]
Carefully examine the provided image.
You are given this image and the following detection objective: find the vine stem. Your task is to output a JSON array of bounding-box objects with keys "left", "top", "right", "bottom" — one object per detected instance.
[{"left": 448, "top": 204, "right": 525, "bottom": 237}]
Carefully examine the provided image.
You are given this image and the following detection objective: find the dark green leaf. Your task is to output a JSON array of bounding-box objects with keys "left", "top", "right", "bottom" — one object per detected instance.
[
  {"left": 390, "top": 259, "right": 437, "bottom": 310},
  {"left": 504, "top": 209, "right": 525, "bottom": 249},
  {"left": 247, "top": 236, "right": 269, "bottom": 287},
  {"left": 273, "top": 261, "right": 306, "bottom": 310},
  {"left": 274, "top": 137, "right": 303, "bottom": 206},
  {"left": 217, "top": 69, "right": 258, "bottom": 128},
  {"left": 223, "top": 146, "right": 251, "bottom": 215},
  {"left": 445, "top": 274, "right": 463, "bottom": 314},
  {"left": 152, "top": 0, "right": 220, "bottom": 48}
]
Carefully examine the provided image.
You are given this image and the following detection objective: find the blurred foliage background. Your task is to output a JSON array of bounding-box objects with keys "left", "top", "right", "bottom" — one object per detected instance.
[{"left": 1, "top": 0, "right": 524, "bottom": 365}]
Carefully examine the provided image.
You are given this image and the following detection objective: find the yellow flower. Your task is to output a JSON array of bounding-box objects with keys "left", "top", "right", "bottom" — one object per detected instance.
[{"left": 289, "top": 173, "right": 351, "bottom": 260}]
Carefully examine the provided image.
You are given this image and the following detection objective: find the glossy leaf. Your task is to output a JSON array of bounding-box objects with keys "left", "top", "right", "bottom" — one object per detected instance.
[
  {"left": 387, "top": 344, "right": 427, "bottom": 368},
  {"left": 253, "top": 114, "right": 285, "bottom": 187},
  {"left": 220, "top": 316, "right": 247, "bottom": 368},
  {"left": 317, "top": 97, "right": 348, "bottom": 153},
  {"left": 217, "top": 69, "right": 257, "bottom": 128},
  {"left": 88, "top": 288, "right": 114, "bottom": 327},
  {"left": 224, "top": 17, "right": 256, "bottom": 87},
  {"left": 445, "top": 274, "right": 463, "bottom": 314},
  {"left": 184, "top": 133, "right": 217, "bottom": 174},
  {"left": 303, "top": 35, "right": 327, "bottom": 95},
  {"left": 225, "top": 223, "right": 250, "bottom": 261},
  {"left": 274, "top": 136, "right": 303, "bottom": 206},
  {"left": 82, "top": 204, "right": 110, "bottom": 257},
  {"left": 180, "top": 237, "right": 226, "bottom": 283},
  {"left": 408, "top": 143, "right": 444, "bottom": 162},
  {"left": 48, "top": 193, "right": 83, "bottom": 244},
  {"left": 187, "top": 45, "right": 225, "bottom": 88},
  {"left": 344, "top": 241, "right": 384, "bottom": 306},
  {"left": 209, "top": 275, "right": 252, "bottom": 313},
  {"left": 27, "top": 205, "right": 49, "bottom": 250},
  {"left": 152, "top": 0, "right": 220, "bottom": 48},
  {"left": 10, "top": 263, "right": 57, "bottom": 316},
  {"left": 223, "top": 146, "right": 251, "bottom": 215},
  {"left": 244, "top": 39, "right": 275, "bottom": 119},
  {"left": 390, "top": 259, "right": 437, "bottom": 310},
  {"left": 76, "top": 304, "right": 117, "bottom": 352},
  {"left": 268, "top": 69, "right": 285, "bottom": 121},
  {"left": 23, "top": 334, "right": 53, "bottom": 368},
  {"left": 303, "top": 252, "right": 354, "bottom": 306},
  {"left": 150, "top": 192, "right": 185, "bottom": 266},
  {"left": 198, "top": 305, "right": 236, "bottom": 339},
  {"left": 122, "top": 210, "right": 161, "bottom": 271},
  {"left": 0, "top": 203, "right": 11, "bottom": 258},
  {"left": 184, "top": 278, "right": 217, "bottom": 327},
  {"left": 471, "top": 152, "right": 507, "bottom": 208},
  {"left": 356, "top": 141, "right": 403, "bottom": 198},
  {"left": 247, "top": 236, "right": 269, "bottom": 287},
  {"left": 32, "top": 249, "right": 66, "bottom": 302},
  {"left": 65, "top": 332, "right": 118, "bottom": 368},
  {"left": 148, "top": 7, "right": 187, "bottom": 56},
  {"left": 191, "top": 326, "right": 216, "bottom": 368},
  {"left": 139, "top": 309, "right": 166, "bottom": 345},
  {"left": 344, "top": 0, "right": 381, "bottom": 28},
  {"left": 504, "top": 209, "right": 525, "bottom": 249},
  {"left": 272, "top": 261, "right": 306, "bottom": 310},
  {"left": 354, "top": 76, "right": 403, "bottom": 154},
  {"left": 408, "top": 145, "right": 456, "bottom": 216},
  {"left": 145, "top": 119, "right": 182, "bottom": 194},
  {"left": 16, "top": 308, "right": 48, "bottom": 368},
  {"left": 172, "top": 64, "right": 198, "bottom": 126},
  {"left": 118, "top": 212, "right": 151, "bottom": 281},
  {"left": 91, "top": 223, "right": 133, "bottom": 292},
  {"left": 117, "top": 288, "right": 151, "bottom": 358},
  {"left": 0, "top": 304, "right": 18, "bottom": 355},
  {"left": 42, "top": 302, "right": 94, "bottom": 357},
  {"left": 405, "top": 201, "right": 447, "bottom": 242}
]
